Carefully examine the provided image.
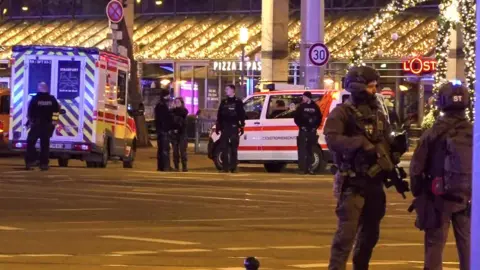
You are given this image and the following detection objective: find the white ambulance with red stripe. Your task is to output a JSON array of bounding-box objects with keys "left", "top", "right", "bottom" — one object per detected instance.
[
  {"left": 8, "top": 45, "right": 140, "bottom": 168},
  {"left": 208, "top": 87, "right": 349, "bottom": 173}
]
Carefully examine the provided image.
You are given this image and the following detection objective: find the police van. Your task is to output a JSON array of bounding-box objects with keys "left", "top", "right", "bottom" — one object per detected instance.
[
  {"left": 8, "top": 45, "right": 140, "bottom": 168},
  {"left": 208, "top": 87, "right": 349, "bottom": 173}
]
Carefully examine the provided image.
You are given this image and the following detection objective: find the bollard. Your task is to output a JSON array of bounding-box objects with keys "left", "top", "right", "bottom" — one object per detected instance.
[
  {"left": 194, "top": 116, "right": 200, "bottom": 153},
  {"left": 244, "top": 257, "right": 259, "bottom": 270}
]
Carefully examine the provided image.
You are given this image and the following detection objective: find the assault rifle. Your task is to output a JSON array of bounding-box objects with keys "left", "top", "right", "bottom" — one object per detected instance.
[{"left": 366, "top": 131, "right": 410, "bottom": 199}]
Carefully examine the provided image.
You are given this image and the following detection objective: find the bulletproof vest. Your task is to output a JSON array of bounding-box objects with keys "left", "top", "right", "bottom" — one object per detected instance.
[
  {"left": 221, "top": 100, "right": 238, "bottom": 119},
  {"left": 344, "top": 102, "right": 384, "bottom": 143}
]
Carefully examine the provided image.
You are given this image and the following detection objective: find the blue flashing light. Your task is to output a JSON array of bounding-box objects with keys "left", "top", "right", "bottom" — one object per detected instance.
[
  {"left": 450, "top": 79, "right": 462, "bottom": 86},
  {"left": 472, "top": 2, "right": 480, "bottom": 267}
]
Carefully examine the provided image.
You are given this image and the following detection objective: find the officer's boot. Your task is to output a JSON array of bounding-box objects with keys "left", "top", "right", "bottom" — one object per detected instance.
[
  {"left": 40, "top": 164, "right": 49, "bottom": 171},
  {"left": 182, "top": 160, "right": 188, "bottom": 172},
  {"left": 173, "top": 163, "right": 180, "bottom": 172}
]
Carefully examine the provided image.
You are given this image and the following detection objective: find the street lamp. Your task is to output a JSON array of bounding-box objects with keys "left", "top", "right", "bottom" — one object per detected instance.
[{"left": 239, "top": 27, "right": 249, "bottom": 94}]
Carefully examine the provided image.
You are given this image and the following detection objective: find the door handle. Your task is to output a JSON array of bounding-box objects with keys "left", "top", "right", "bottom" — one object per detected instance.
[{"left": 254, "top": 122, "right": 260, "bottom": 125}]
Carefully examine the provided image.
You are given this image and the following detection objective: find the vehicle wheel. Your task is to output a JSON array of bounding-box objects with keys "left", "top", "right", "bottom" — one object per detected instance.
[
  {"left": 58, "top": 158, "right": 69, "bottom": 167},
  {"left": 86, "top": 161, "right": 96, "bottom": 168},
  {"left": 311, "top": 146, "right": 328, "bottom": 173},
  {"left": 213, "top": 147, "right": 223, "bottom": 171},
  {"left": 98, "top": 140, "right": 109, "bottom": 168},
  {"left": 123, "top": 146, "right": 135, "bottom": 169},
  {"left": 264, "top": 163, "right": 287, "bottom": 173}
]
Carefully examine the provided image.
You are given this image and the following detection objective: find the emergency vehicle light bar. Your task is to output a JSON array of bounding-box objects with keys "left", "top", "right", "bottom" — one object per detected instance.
[{"left": 262, "top": 83, "right": 306, "bottom": 91}]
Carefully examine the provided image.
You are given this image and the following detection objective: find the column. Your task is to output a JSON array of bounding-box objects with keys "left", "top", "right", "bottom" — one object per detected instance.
[
  {"left": 299, "top": 0, "right": 325, "bottom": 89},
  {"left": 446, "top": 27, "right": 465, "bottom": 81},
  {"left": 261, "top": 0, "right": 289, "bottom": 85}
]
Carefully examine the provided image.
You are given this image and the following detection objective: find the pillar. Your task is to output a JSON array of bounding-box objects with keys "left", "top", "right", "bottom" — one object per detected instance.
[
  {"left": 261, "top": 0, "right": 289, "bottom": 85},
  {"left": 472, "top": 1, "right": 480, "bottom": 267},
  {"left": 446, "top": 27, "right": 465, "bottom": 81},
  {"left": 299, "top": 0, "right": 325, "bottom": 89}
]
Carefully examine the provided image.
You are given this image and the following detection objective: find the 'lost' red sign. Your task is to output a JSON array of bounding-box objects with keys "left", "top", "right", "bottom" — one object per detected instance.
[{"left": 402, "top": 57, "right": 437, "bottom": 75}]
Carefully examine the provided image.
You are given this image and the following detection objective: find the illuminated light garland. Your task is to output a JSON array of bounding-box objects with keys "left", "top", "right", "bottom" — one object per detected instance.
[
  {"left": 349, "top": 0, "right": 428, "bottom": 68},
  {"left": 349, "top": 0, "right": 476, "bottom": 127},
  {"left": 459, "top": 0, "right": 476, "bottom": 119}
]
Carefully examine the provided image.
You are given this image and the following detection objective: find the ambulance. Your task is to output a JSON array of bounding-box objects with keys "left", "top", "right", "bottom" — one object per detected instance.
[
  {"left": 9, "top": 45, "right": 140, "bottom": 168},
  {"left": 207, "top": 87, "right": 350, "bottom": 173}
]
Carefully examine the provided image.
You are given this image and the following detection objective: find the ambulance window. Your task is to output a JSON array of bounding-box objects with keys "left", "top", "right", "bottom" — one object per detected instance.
[
  {"left": 243, "top": 96, "right": 265, "bottom": 120},
  {"left": 267, "top": 94, "right": 323, "bottom": 119},
  {"left": 117, "top": 70, "right": 127, "bottom": 105},
  {"left": 0, "top": 95, "right": 9, "bottom": 114}
]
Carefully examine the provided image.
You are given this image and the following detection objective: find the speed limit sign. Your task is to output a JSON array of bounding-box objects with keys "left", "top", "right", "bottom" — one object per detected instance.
[{"left": 308, "top": 43, "right": 330, "bottom": 66}]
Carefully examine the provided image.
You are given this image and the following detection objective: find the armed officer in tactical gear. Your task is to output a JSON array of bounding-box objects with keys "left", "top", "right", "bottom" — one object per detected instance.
[
  {"left": 155, "top": 89, "right": 173, "bottom": 171},
  {"left": 294, "top": 91, "right": 322, "bottom": 174},
  {"left": 25, "top": 82, "right": 60, "bottom": 171},
  {"left": 410, "top": 82, "right": 472, "bottom": 270},
  {"left": 215, "top": 84, "right": 246, "bottom": 173},
  {"left": 325, "top": 66, "right": 394, "bottom": 270}
]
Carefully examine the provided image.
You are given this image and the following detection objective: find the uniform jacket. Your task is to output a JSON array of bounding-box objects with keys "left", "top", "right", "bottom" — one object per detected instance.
[
  {"left": 216, "top": 96, "right": 245, "bottom": 131},
  {"left": 27, "top": 93, "right": 60, "bottom": 125},
  {"left": 294, "top": 101, "right": 322, "bottom": 131},
  {"left": 171, "top": 107, "right": 188, "bottom": 134},
  {"left": 155, "top": 101, "right": 172, "bottom": 133}
]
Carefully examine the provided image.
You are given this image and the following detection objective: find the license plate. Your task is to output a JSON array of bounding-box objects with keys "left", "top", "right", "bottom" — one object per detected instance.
[{"left": 35, "top": 143, "right": 64, "bottom": 149}]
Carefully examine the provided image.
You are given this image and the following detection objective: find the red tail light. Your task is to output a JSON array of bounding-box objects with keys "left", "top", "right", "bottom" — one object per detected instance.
[{"left": 0, "top": 121, "right": 4, "bottom": 133}]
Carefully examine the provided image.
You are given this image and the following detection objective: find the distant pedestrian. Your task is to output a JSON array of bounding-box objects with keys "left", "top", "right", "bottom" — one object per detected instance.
[
  {"left": 170, "top": 97, "right": 188, "bottom": 172},
  {"left": 25, "top": 82, "right": 60, "bottom": 171}
]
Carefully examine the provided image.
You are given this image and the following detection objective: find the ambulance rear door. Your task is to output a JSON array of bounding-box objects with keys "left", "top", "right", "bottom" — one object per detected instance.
[{"left": 22, "top": 53, "right": 86, "bottom": 147}]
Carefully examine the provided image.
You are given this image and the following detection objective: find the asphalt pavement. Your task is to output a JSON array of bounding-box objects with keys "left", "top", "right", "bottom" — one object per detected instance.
[{"left": 0, "top": 148, "right": 462, "bottom": 270}]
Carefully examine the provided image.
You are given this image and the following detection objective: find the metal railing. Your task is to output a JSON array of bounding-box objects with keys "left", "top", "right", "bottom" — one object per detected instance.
[{"left": 194, "top": 117, "right": 216, "bottom": 154}]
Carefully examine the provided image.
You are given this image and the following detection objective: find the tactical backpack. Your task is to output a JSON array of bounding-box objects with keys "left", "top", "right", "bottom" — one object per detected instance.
[{"left": 432, "top": 121, "right": 473, "bottom": 196}]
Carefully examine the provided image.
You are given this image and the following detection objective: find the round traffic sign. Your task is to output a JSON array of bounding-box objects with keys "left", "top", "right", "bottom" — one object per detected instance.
[
  {"left": 106, "top": 0, "right": 124, "bottom": 24},
  {"left": 308, "top": 43, "right": 330, "bottom": 66}
]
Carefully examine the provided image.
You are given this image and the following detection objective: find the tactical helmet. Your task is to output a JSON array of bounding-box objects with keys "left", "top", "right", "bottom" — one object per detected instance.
[
  {"left": 244, "top": 257, "right": 260, "bottom": 270},
  {"left": 344, "top": 66, "right": 380, "bottom": 93},
  {"left": 436, "top": 82, "right": 470, "bottom": 111}
]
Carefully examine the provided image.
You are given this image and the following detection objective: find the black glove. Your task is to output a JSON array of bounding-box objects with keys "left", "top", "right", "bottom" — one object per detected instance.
[
  {"left": 215, "top": 126, "right": 220, "bottom": 135},
  {"left": 239, "top": 127, "right": 245, "bottom": 136}
]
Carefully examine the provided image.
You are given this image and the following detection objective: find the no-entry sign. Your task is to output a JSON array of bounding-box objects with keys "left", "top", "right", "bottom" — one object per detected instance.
[
  {"left": 308, "top": 43, "right": 330, "bottom": 67},
  {"left": 106, "top": 0, "right": 124, "bottom": 24}
]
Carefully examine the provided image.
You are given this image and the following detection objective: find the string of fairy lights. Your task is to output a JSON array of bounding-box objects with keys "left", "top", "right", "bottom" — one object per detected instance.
[{"left": 350, "top": 0, "right": 476, "bottom": 124}]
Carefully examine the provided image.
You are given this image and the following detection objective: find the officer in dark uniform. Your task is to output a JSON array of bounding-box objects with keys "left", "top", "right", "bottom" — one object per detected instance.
[
  {"left": 25, "top": 82, "right": 60, "bottom": 171},
  {"left": 155, "top": 89, "right": 173, "bottom": 171},
  {"left": 410, "top": 82, "right": 471, "bottom": 270},
  {"left": 294, "top": 91, "right": 322, "bottom": 174},
  {"left": 325, "top": 66, "right": 393, "bottom": 270},
  {"left": 215, "top": 84, "right": 245, "bottom": 173}
]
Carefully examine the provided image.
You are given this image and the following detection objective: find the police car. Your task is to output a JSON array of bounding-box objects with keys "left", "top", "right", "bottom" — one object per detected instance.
[{"left": 207, "top": 86, "right": 350, "bottom": 173}]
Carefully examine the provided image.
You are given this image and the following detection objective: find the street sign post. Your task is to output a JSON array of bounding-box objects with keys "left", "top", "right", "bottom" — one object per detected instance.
[
  {"left": 308, "top": 43, "right": 330, "bottom": 67},
  {"left": 106, "top": 0, "right": 124, "bottom": 24}
]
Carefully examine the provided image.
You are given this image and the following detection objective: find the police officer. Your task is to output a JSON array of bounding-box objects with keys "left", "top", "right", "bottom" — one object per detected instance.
[
  {"left": 170, "top": 97, "right": 188, "bottom": 172},
  {"left": 294, "top": 91, "right": 322, "bottom": 174},
  {"left": 325, "top": 66, "right": 393, "bottom": 270},
  {"left": 410, "top": 82, "right": 471, "bottom": 270},
  {"left": 25, "top": 82, "right": 60, "bottom": 171},
  {"left": 216, "top": 84, "right": 245, "bottom": 173},
  {"left": 155, "top": 89, "right": 173, "bottom": 171}
]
